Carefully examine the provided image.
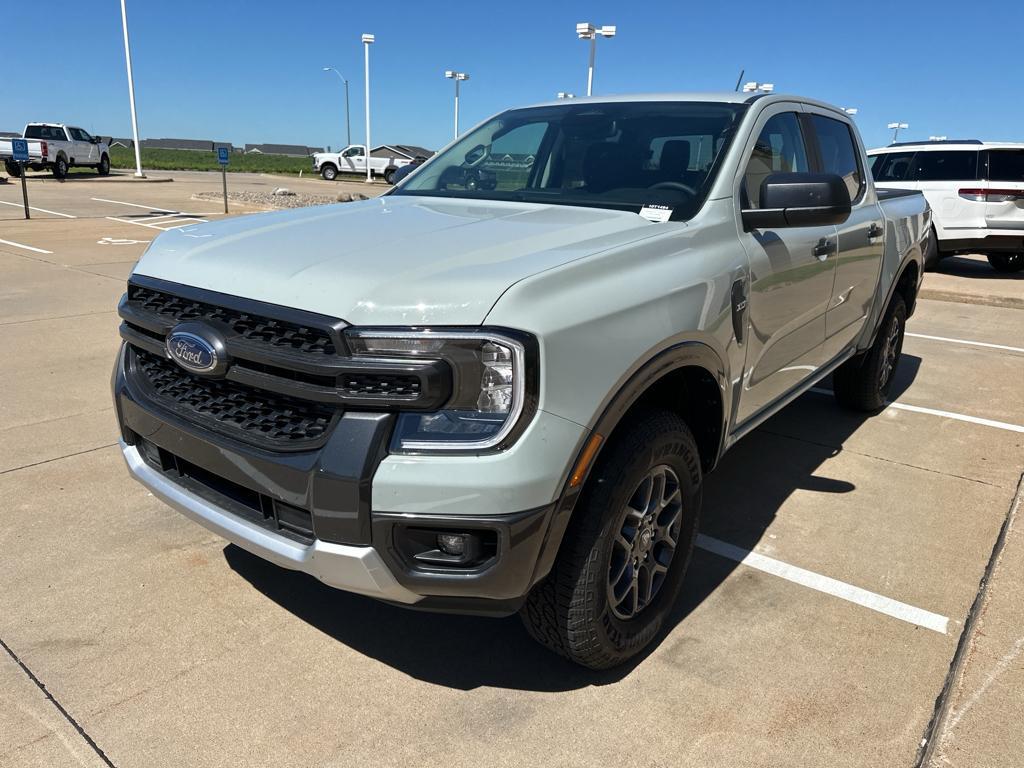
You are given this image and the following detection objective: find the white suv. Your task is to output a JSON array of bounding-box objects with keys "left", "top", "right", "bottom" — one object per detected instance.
[{"left": 868, "top": 141, "right": 1023, "bottom": 272}]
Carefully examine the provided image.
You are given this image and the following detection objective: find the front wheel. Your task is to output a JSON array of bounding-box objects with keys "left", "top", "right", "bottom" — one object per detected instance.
[
  {"left": 97, "top": 154, "right": 110, "bottom": 176},
  {"left": 320, "top": 164, "right": 337, "bottom": 181},
  {"left": 520, "top": 410, "right": 702, "bottom": 669},
  {"left": 52, "top": 156, "right": 68, "bottom": 179},
  {"left": 833, "top": 295, "right": 907, "bottom": 411},
  {"left": 384, "top": 168, "right": 396, "bottom": 185},
  {"left": 987, "top": 253, "right": 1024, "bottom": 273}
]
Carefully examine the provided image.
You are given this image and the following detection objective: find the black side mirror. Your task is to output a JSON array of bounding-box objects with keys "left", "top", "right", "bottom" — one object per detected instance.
[{"left": 742, "top": 172, "right": 852, "bottom": 230}]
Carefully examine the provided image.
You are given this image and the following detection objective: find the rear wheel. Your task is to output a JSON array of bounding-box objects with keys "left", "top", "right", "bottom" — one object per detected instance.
[
  {"left": 4, "top": 160, "right": 21, "bottom": 178},
  {"left": 320, "top": 164, "right": 337, "bottom": 181},
  {"left": 923, "top": 227, "right": 940, "bottom": 271},
  {"left": 52, "top": 155, "right": 68, "bottom": 179},
  {"left": 97, "top": 153, "right": 110, "bottom": 176},
  {"left": 987, "top": 253, "right": 1024, "bottom": 273},
  {"left": 833, "top": 295, "right": 907, "bottom": 411},
  {"left": 520, "top": 410, "right": 702, "bottom": 669}
]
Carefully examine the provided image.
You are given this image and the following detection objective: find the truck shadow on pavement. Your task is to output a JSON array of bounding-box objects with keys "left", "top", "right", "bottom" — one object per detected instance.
[
  {"left": 227, "top": 355, "right": 921, "bottom": 691},
  {"left": 935, "top": 256, "right": 1024, "bottom": 281}
]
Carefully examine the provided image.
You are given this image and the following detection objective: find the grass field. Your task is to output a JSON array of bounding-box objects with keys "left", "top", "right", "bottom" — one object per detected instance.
[{"left": 108, "top": 146, "right": 313, "bottom": 175}]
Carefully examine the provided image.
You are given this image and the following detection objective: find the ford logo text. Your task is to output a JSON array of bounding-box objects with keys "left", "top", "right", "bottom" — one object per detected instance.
[{"left": 166, "top": 331, "right": 218, "bottom": 373}]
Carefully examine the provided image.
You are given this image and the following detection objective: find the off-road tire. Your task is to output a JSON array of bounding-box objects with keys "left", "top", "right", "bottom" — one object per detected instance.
[
  {"left": 320, "top": 164, "right": 338, "bottom": 181},
  {"left": 97, "top": 153, "right": 110, "bottom": 176},
  {"left": 52, "top": 155, "right": 68, "bottom": 179},
  {"left": 833, "top": 294, "right": 907, "bottom": 411},
  {"left": 520, "top": 410, "right": 702, "bottom": 669},
  {"left": 987, "top": 253, "right": 1023, "bottom": 273}
]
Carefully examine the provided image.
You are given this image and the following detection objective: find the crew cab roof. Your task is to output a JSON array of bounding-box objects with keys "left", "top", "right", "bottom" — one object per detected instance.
[{"left": 523, "top": 92, "right": 854, "bottom": 119}]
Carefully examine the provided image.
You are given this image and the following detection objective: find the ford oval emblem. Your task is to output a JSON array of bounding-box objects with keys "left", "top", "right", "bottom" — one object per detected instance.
[{"left": 166, "top": 331, "right": 218, "bottom": 373}]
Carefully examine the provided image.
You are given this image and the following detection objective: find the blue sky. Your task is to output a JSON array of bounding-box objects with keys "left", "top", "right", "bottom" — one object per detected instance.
[{"left": 5, "top": 0, "right": 1022, "bottom": 153}]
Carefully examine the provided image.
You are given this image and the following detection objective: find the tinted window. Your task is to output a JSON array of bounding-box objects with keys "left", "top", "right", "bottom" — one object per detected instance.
[
  {"left": 743, "top": 112, "right": 810, "bottom": 208},
  {"left": 987, "top": 150, "right": 1024, "bottom": 182},
  {"left": 872, "top": 152, "right": 915, "bottom": 182},
  {"left": 811, "top": 115, "right": 863, "bottom": 201},
  {"left": 24, "top": 125, "right": 44, "bottom": 139},
  {"left": 912, "top": 151, "right": 979, "bottom": 181}
]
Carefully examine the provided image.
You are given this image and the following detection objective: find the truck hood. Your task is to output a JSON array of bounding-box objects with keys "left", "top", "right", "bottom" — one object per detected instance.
[{"left": 132, "top": 196, "right": 659, "bottom": 325}]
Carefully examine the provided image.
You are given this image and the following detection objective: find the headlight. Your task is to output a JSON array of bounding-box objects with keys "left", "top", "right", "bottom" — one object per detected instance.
[{"left": 344, "top": 328, "right": 537, "bottom": 453}]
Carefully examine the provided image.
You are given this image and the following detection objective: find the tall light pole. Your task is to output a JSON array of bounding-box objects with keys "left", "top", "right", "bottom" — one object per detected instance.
[
  {"left": 888, "top": 122, "right": 908, "bottom": 143},
  {"left": 119, "top": 0, "right": 144, "bottom": 177},
  {"left": 322, "top": 67, "right": 351, "bottom": 146},
  {"left": 362, "top": 34, "right": 374, "bottom": 182},
  {"left": 444, "top": 71, "right": 469, "bottom": 138},
  {"left": 576, "top": 22, "right": 616, "bottom": 96}
]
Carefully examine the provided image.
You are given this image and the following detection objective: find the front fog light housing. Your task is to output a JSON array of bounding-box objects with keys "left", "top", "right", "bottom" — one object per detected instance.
[{"left": 344, "top": 328, "right": 536, "bottom": 452}]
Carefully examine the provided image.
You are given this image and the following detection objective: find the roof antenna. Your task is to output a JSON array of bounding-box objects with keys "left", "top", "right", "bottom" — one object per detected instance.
[{"left": 734, "top": 69, "right": 745, "bottom": 92}]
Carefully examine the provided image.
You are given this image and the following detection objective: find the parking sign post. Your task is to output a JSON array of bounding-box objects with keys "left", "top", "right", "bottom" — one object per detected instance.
[
  {"left": 217, "top": 147, "right": 229, "bottom": 213},
  {"left": 12, "top": 139, "right": 30, "bottom": 219}
]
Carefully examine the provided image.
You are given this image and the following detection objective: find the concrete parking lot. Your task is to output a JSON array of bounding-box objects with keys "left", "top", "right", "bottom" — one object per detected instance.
[{"left": 1, "top": 170, "right": 1021, "bottom": 768}]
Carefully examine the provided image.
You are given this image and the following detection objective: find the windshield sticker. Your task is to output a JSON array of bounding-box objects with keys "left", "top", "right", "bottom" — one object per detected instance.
[{"left": 639, "top": 205, "right": 673, "bottom": 223}]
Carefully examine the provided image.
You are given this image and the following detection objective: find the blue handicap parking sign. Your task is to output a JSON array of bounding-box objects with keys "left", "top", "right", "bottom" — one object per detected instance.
[
  {"left": 217, "top": 147, "right": 229, "bottom": 166},
  {"left": 12, "top": 139, "right": 29, "bottom": 162}
]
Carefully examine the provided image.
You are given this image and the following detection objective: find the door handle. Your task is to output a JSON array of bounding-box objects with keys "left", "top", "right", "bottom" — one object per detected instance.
[
  {"left": 867, "top": 223, "right": 884, "bottom": 239},
  {"left": 813, "top": 238, "right": 836, "bottom": 261}
]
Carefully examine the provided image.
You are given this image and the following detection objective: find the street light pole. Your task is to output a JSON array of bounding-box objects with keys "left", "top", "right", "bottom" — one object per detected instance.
[
  {"left": 323, "top": 67, "right": 351, "bottom": 146},
  {"left": 888, "top": 121, "right": 909, "bottom": 143},
  {"left": 444, "top": 71, "right": 469, "bottom": 138},
  {"left": 362, "top": 34, "right": 374, "bottom": 183},
  {"left": 119, "top": 0, "right": 144, "bottom": 178},
  {"left": 576, "top": 22, "right": 616, "bottom": 97}
]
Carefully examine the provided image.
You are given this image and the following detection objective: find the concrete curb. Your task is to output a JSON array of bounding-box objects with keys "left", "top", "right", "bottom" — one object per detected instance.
[{"left": 919, "top": 288, "right": 1024, "bottom": 310}]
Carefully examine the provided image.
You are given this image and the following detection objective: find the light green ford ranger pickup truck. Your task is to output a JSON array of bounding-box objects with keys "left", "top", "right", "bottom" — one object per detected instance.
[{"left": 113, "top": 93, "right": 931, "bottom": 668}]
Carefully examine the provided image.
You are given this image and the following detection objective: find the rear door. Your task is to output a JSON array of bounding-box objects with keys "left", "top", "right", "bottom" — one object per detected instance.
[
  {"left": 806, "top": 110, "right": 885, "bottom": 359},
  {"left": 910, "top": 150, "right": 984, "bottom": 241},
  {"left": 734, "top": 106, "right": 838, "bottom": 424},
  {"left": 981, "top": 148, "right": 1024, "bottom": 232}
]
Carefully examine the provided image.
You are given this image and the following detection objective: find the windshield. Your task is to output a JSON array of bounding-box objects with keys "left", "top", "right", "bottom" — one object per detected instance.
[{"left": 393, "top": 101, "right": 746, "bottom": 221}]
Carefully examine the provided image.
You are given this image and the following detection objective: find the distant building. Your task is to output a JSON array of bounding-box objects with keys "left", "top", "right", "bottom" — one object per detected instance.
[
  {"left": 0, "top": 130, "right": 20, "bottom": 139},
  {"left": 244, "top": 143, "right": 319, "bottom": 157},
  {"left": 110, "top": 138, "right": 134, "bottom": 148},
  {"left": 372, "top": 144, "right": 433, "bottom": 160}
]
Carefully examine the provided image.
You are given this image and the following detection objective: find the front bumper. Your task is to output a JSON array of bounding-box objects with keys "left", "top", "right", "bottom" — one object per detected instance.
[{"left": 113, "top": 343, "right": 584, "bottom": 614}]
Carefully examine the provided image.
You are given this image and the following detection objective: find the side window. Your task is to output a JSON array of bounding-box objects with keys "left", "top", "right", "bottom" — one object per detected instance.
[
  {"left": 912, "top": 151, "right": 979, "bottom": 182},
  {"left": 872, "top": 152, "right": 915, "bottom": 182},
  {"left": 342, "top": 146, "right": 364, "bottom": 158},
  {"left": 743, "top": 112, "right": 810, "bottom": 208},
  {"left": 810, "top": 115, "right": 863, "bottom": 202},
  {"left": 69, "top": 128, "right": 85, "bottom": 141},
  {"left": 986, "top": 150, "right": 1024, "bottom": 182}
]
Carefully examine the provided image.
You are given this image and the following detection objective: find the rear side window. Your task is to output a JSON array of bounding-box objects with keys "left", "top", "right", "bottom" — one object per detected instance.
[
  {"left": 987, "top": 150, "right": 1024, "bottom": 182},
  {"left": 810, "top": 115, "right": 863, "bottom": 202},
  {"left": 912, "top": 151, "right": 979, "bottom": 181},
  {"left": 871, "top": 152, "right": 915, "bottom": 182}
]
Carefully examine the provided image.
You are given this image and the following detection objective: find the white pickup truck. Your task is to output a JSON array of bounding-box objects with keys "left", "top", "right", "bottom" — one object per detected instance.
[
  {"left": 312, "top": 144, "right": 412, "bottom": 184},
  {"left": 1, "top": 123, "right": 110, "bottom": 178}
]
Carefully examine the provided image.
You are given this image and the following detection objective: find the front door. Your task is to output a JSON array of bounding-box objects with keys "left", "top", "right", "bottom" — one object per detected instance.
[
  {"left": 341, "top": 146, "right": 365, "bottom": 173},
  {"left": 735, "top": 107, "right": 838, "bottom": 424}
]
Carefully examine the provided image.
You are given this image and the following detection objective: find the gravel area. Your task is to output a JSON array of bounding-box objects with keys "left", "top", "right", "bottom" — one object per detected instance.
[{"left": 191, "top": 188, "right": 369, "bottom": 210}]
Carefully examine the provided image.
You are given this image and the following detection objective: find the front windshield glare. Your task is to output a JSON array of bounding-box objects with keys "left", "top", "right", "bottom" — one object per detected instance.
[{"left": 394, "top": 101, "right": 745, "bottom": 221}]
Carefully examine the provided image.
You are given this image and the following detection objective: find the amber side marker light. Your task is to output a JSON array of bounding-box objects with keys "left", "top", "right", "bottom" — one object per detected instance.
[{"left": 569, "top": 433, "right": 604, "bottom": 488}]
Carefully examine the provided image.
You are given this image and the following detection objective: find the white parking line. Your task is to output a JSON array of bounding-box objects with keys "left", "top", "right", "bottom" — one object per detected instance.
[
  {"left": 809, "top": 388, "right": 1024, "bottom": 434},
  {"left": 905, "top": 332, "right": 1024, "bottom": 355},
  {"left": 0, "top": 238, "right": 53, "bottom": 255},
  {"left": 91, "top": 197, "right": 177, "bottom": 213},
  {"left": 0, "top": 200, "right": 77, "bottom": 218},
  {"left": 697, "top": 534, "right": 949, "bottom": 633}
]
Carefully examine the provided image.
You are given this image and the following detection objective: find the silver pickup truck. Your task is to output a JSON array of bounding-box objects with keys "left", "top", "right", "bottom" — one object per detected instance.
[{"left": 113, "top": 93, "right": 931, "bottom": 669}]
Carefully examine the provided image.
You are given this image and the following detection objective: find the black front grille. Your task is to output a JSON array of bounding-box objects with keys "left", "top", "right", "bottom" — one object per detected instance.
[
  {"left": 128, "top": 285, "right": 337, "bottom": 356},
  {"left": 131, "top": 349, "right": 337, "bottom": 449},
  {"left": 340, "top": 372, "right": 422, "bottom": 398}
]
